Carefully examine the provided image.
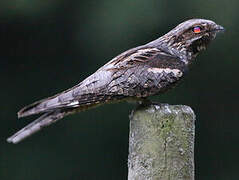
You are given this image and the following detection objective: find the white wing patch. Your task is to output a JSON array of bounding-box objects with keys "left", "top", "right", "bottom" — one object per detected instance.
[
  {"left": 67, "top": 101, "right": 79, "bottom": 107},
  {"left": 147, "top": 67, "right": 183, "bottom": 78},
  {"left": 126, "top": 48, "right": 159, "bottom": 61}
]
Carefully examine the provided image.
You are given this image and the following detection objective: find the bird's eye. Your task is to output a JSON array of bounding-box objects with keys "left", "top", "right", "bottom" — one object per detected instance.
[{"left": 193, "top": 26, "right": 201, "bottom": 33}]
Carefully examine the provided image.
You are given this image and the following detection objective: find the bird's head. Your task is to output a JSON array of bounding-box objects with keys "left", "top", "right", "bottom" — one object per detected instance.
[{"left": 164, "top": 19, "right": 224, "bottom": 57}]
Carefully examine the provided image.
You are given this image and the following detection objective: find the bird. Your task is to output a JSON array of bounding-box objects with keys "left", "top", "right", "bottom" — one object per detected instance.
[{"left": 7, "top": 18, "right": 224, "bottom": 144}]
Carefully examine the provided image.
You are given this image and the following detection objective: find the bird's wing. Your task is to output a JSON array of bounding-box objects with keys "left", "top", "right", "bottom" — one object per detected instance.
[
  {"left": 103, "top": 46, "right": 186, "bottom": 98},
  {"left": 18, "top": 46, "right": 185, "bottom": 118},
  {"left": 9, "top": 46, "right": 186, "bottom": 143},
  {"left": 17, "top": 68, "right": 114, "bottom": 118}
]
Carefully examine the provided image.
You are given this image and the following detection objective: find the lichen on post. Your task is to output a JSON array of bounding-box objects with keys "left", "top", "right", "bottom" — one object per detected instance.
[{"left": 128, "top": 103, "right": 195, "bottom": 180}]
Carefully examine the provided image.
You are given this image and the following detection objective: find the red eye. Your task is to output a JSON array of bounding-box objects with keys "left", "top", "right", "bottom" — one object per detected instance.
[{"left": 193, "top": 26, "right": 201, "bottom": 33}]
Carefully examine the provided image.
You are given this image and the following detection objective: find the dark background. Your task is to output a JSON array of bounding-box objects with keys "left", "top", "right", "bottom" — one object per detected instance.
[{"left": 0, "top": 0, "right": 238, "bottom": 179}]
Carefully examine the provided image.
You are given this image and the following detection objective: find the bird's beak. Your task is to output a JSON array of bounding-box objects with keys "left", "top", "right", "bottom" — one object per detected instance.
[{"left": 214, "top": 24, "right": 225, "bottom": 33}]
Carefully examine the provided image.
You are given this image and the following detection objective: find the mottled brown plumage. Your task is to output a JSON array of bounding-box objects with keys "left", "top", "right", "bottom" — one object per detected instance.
[{"left": 7, "top": 19, "right": 224, "bottom": 143}]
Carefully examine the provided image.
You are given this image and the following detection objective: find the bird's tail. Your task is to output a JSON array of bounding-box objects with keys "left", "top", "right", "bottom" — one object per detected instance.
[{"left": 7, "top": 110, "right": 68, "bottom": 144}]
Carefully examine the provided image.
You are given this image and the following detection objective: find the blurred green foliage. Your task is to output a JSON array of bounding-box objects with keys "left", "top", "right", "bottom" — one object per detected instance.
[{"left": 0, "top": 0, "right": 238, "bottom": 180}]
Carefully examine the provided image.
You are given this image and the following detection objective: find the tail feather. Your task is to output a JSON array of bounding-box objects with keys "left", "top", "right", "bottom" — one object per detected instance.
[{"left": 7, "top": 110, "right": 66, "bottom": 144}]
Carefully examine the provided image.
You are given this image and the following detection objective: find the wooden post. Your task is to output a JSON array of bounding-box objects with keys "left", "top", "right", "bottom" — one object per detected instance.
[{"left": 128, "top": 103, "right": 195, "bottom": 180}]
